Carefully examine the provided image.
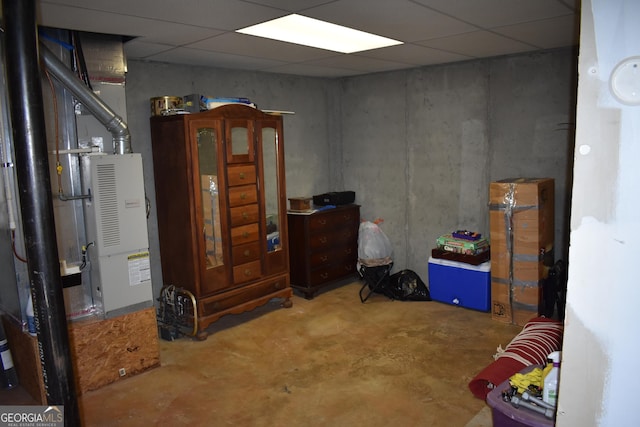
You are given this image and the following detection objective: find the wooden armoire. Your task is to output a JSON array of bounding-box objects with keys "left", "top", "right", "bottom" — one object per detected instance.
[{"left": 149, "top": 104, "right": 292, "bottom": 339}]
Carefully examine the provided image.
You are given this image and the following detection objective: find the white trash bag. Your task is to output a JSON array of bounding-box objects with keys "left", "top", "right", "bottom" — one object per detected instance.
[{"left": 357, "top": 220, "right": 393, "bottom": 267}]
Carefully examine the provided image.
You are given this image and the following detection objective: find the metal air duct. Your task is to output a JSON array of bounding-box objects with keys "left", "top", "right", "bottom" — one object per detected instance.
[{"left": 39, "top": 42, "right": 131, "bottom": 155}]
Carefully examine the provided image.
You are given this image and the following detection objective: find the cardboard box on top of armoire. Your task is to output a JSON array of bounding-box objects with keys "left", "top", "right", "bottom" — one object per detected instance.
[{"left": 489, "top": 178, "right": 554, "bottom": 326}]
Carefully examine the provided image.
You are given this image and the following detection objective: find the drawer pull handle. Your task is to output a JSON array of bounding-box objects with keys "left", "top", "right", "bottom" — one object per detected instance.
[
  {"left": 242, "top": 231, "right": 249, "bottom": 238},
  {"left": 244, "top": 250, "right": 251, "bottom": 257},
  {"left": 320, "top": 273, "right": 329, "bottom": 279},
  {"left": 320, "top": 255, "right": 328, "bottom": 262},
  {"left": 244, "top": 269, "right": 252, "bottom": 276},
  {"left": 319, "top": 237, "right": 327, "bottom": 244},
  {"left": 239, "top": 172, "right": 245, "bottom": 179},
  {"left": 318, "top": 219, "right": 327, "bottom": 225},
  {"left": 240, "top": 193, "right": 247, "bottom": 200},
  {"left": 242, "top": 212, "right": 249, "bottom": 219}
]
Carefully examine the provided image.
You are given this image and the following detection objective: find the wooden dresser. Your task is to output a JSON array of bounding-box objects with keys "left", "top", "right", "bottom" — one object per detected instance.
[{"left": 288, "top": 204, "right": 360, "bottom": 299}]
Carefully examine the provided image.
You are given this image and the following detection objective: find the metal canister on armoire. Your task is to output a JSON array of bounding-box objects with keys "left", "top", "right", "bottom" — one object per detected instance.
[{"left": 150, "top": 96, "right": 183, "bottom": 116}]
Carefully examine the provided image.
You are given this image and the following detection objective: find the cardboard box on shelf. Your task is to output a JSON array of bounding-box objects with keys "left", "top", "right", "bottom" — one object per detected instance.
[{"left": 489, "top": 178, "right": 554, "bottom": 325}]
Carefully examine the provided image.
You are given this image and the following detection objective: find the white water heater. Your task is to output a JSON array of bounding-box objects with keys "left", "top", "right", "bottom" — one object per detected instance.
[{"left": 83, "top": 153, "right": 153, "bottom": 318}]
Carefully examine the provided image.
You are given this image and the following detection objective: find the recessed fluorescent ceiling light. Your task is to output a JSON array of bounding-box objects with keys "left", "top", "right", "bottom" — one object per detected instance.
[{"left": 236, "top": 14, "right": 403, "bottom": 54}]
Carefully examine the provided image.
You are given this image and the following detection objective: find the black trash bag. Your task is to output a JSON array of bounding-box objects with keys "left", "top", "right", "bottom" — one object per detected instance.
[{"left": 386, "top": 269, "right": 431, "bottom": 301}]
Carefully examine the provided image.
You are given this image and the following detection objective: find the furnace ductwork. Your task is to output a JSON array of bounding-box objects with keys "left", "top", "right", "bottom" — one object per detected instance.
[{"left": 39, "top": 42, "right": 131, "bottom": 154}]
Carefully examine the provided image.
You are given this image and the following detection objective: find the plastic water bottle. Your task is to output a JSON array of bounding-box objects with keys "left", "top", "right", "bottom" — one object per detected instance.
[
  {"left": 543, "top": 350, "right": 561, "bottom": 406},
  {"left": 26, "top": 294, "right": 37, "bottom": 336}
]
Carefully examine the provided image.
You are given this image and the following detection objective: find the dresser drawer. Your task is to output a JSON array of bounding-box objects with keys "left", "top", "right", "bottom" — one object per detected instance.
[
  {"left": 227, "top": 165, "right": 256, "bottom": 186},
  {"left": 309, "top": 246, "right": 356, "bottom": 268},
  {"left": 308, "top": 209, "right": 359, "bottom": 232},
  {"left": 231, "top": 223, "right": 259, "bottom": 246},
  {"left": 232, "top": 241, "right": 261, "bottom": 265},
  {"left": 232, "top": 260, "right": 262, "bottom": 284},
  {"left": 230, "top": 204, "right": 260, "bottom": 227},
  {"left": 309, "top": 262, "right": 357, "bottom": 286},
  {"left": 309, "top": 228, "right": 357, "bottom": 251},
  {"left": 201, "top": 275, "right": 288, "bottom": 316},
  {"left": 228, "top": 185, "right": 258, "bottom": 207}
]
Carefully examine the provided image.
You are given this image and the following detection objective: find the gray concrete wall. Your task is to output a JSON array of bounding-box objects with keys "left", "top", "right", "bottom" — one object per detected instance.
[
  {"left": 340, "top": 72, "right": 409, "bottom": 266},
  {"left": 488, "top": 50, "right": 577, "bottom": 263},
  {"left": 341, "top": 48, "right": 576, "bottom": 281},
  {"left": 125, "top": 47, "right": 576, "bottom": 298}
]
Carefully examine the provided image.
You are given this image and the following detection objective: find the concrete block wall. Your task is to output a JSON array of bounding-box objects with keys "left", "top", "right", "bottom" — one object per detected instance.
[{"left": 125, "top": 47, "right": 576, "bottom": 298}]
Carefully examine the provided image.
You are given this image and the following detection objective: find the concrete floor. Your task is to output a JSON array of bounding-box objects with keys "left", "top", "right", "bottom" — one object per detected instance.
[{"left": 1, "top": 280, "right": 521, "bottom": 426}]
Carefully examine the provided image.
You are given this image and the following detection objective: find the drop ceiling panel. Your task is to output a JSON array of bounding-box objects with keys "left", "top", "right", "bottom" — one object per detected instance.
[
  {"left": 124, "top": 40, "right": 175, "bottom": 59},
  {"left": 147, "top": 47, "right": 287, "bottom": 70},
  {"left": 186, "top": 33, "right": 339, "bottom": 63},
  {"left": 37, "top": 0, "right": 581, "bottom": 78},
  {"left": 413, "top": 0, "right": 575, "bottom": 27},
  {"left": 305, "top": 54, "right": 416, "bottom": 74},
  {"left": 303, "top": 0, "right": 478, "bottom": 42},
  {"left": 238, "top": 0, "right": 338, "bottom": 13},
  {"left": 493, "top": 15, "right": 580, "bottom": 49},
  {"left": 38, "top": 3, "right": 224, "bottom": 44},
  {"left": 417, "top": 31, "right": 536, "bottom": 58},
  {"left": 40, "top": 0, "right": 285, "bottom": 30},
  {"left": 358, "top": 44, "right": 473, "bottom": 67}
]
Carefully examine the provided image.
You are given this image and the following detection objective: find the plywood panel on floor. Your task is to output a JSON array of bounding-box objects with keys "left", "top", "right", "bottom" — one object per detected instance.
[
  {"left": 2, "top": 306, "right": 161, "bottom": 402},
  {"left": 68, "top": 307, "right": 160, "bottom": 394}
]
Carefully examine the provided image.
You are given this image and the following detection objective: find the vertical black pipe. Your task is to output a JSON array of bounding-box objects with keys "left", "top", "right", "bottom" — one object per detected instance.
[{"left": 2, "top": 1, "right": 80, "bottom": 424}]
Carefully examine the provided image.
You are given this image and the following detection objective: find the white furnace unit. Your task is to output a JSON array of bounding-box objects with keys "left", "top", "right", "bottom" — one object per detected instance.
[{"left": 83, "top": 153, "right": 153, "bottom": 318}]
